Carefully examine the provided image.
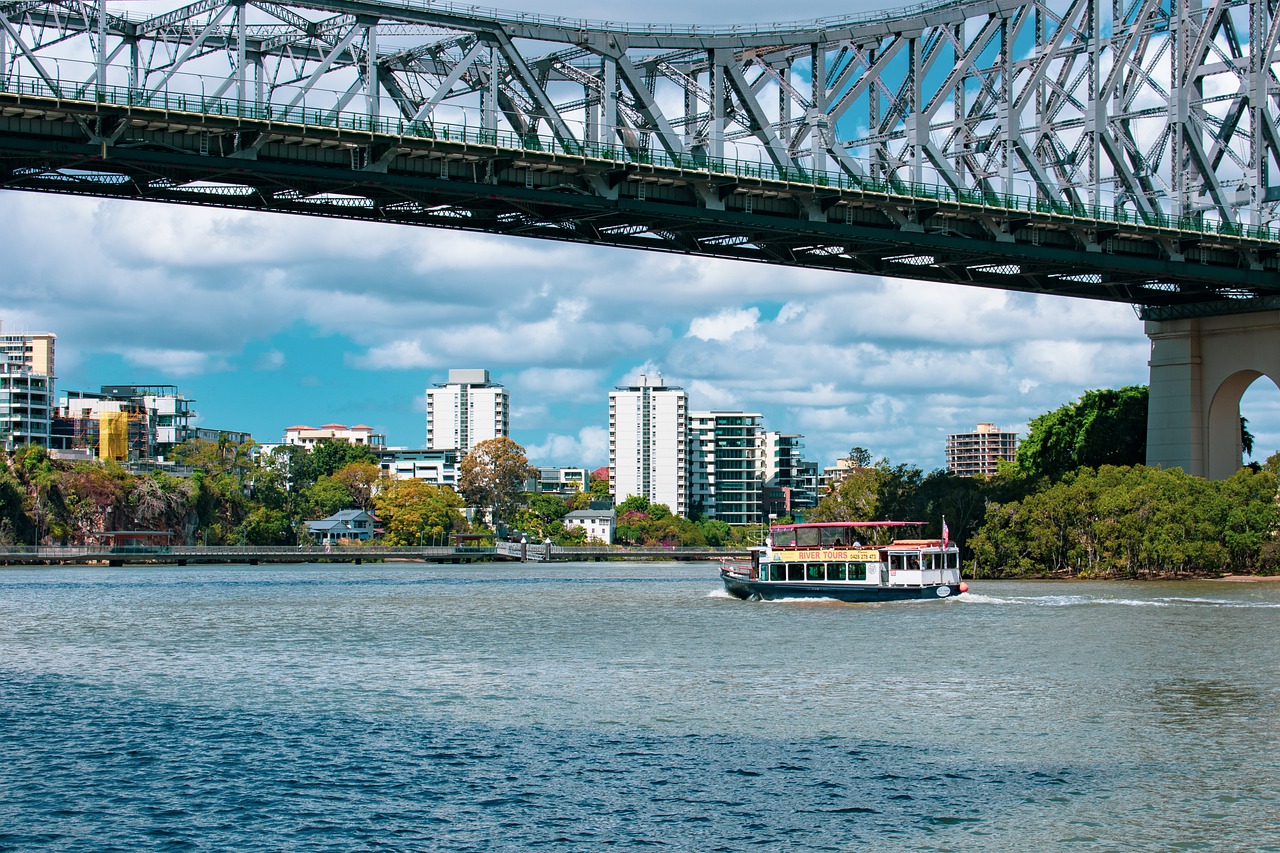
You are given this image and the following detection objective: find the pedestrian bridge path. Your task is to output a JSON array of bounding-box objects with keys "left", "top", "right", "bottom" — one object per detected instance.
[{"left": 0, "top": 544, "right": 748, "bottom": 566}]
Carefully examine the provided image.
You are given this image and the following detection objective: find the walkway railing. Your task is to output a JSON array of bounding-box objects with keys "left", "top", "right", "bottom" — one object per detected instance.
[
  {"left": 0, "top": 543, "right": 748, "bottom": 564},
  {"left": 4, "top": 72, "right": 1276, "bottom": 244}
]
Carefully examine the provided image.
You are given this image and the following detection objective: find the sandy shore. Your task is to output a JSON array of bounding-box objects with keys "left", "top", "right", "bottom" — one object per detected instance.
[{"left": 1212, "top": 574, "right": 1280, "bottom": 582}]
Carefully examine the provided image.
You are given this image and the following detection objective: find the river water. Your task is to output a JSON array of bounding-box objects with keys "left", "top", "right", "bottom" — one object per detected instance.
[{"left": 0, "top": 562, "right": 1277, "bottom": 852}]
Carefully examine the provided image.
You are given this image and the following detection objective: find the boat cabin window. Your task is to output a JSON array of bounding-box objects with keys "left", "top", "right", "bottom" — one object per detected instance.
[
  {"left": 807, "top": 564, "right": 825, "bottom": 581},
  {"left": 787, "top": 564, "right": 804, "bottom": 581},
  {"left": 889, "top": 554, "right": 918, "bottom": 571},
  {"left": 827, "top": 563, "right": 846, "bottom": 581},
  {"left": 889, "top": 552, "right": 956, "bottom": 571}
]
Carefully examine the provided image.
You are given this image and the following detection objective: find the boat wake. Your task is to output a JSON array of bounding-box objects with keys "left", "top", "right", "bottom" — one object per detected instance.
[{"left": 957, "top": 592, "right": 1280, "bottom": 608}]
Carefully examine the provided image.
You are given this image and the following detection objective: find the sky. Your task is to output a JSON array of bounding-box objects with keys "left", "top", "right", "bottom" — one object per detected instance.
[{"left": 2, "top": 0, "right": 1278, "bottom": 473}]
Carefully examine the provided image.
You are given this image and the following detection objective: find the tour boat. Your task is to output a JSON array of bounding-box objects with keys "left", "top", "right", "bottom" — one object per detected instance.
[{"left": 720, "top": 521, "right": 968, "bottom": 602}]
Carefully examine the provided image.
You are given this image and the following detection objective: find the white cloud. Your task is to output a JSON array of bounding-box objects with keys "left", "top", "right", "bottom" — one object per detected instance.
[
  {"left": 687, "top": 307, "right": 761, "bottom": 341},
  {"left": 354, "top": 340, "right": 433, "bottom": 370},
  {"left": 118, "top": 347, "right": 230, "bottom": 376},
  {"left": 256, "top": 350, "right": 286, "bottom": 371},
  {"left": 776, "top": 302, "right": 805, "bottom": 324},
  {"left": 525, "top": 426, "right": 609, "bottom": 467},
  {"left": 514, "top": 367, "right": 606, "bottom": 403}
]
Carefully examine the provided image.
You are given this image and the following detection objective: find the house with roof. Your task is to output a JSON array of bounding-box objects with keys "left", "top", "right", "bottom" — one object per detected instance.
[
  {"left": 305, "top": 509, "right": 379, "bottom": 543},
  {"left": 564, "top": 508, "right": 616, "bottom": 545}
]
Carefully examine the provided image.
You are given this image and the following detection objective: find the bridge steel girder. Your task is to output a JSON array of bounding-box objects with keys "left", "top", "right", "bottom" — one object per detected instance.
[
  {"left": 1, "top": 88, "right": 1280, "bottom": 313},
  {"left": 0, "top": 1, "right": 1280, "bottom": 234}
]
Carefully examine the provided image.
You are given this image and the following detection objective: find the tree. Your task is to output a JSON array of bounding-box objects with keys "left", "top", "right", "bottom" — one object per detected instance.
[
  {"left": 373, "top": 480, "right": 467, "bottom": 545},
  {"left": 56, "top": 463, "right": 128, "bottom": 543},
  {"left": 0, "top": 465, "right": 32, "bottom": 545},
  {"left": 809, "top": 466, "right": 881, "bottom": 521},
  {"left": 617, "top": 494, "right": 651, "bottom": 514},
  {"left": 589, "top": 476, "right": 612, "bottom": 501},
  {"left": 235, "top": 506, "right": 296, "bottom": 545},
  {"left": 847, "top": 446, "right": 874, "bottom": 467},
  {"left": 305, "top": 475, "right": 355, "bottom": 518},
  {"left": 290, "top": 440, "right": 378, "bottom": 493},
  {"left": 458, "top": 437, "right": 535, "bottom": 527},
  {"left": 1014, "top": 386, "right": 1149, "bottom": 482},
  {"left": 968, "top": 464, "right": 1280, "bottom": 578},
  {"left": 329, "top": 461, "right": 385, "bottom": 512},
  {"left": 514, "top": 493, "right": 572, "bottom": 541}
]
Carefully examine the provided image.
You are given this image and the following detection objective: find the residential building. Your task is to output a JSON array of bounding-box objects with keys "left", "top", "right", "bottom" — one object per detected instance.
[
  {"left": 374, "top": 447, "right": 461, "bottom": 486},
  {"left": 425, "top": 369, "right": 509, "bottom": 455},
  {"left": 283, "top": 423, "right": 386, "bottom": 449},
  {"left": 946, "top": 422, "right": 1019, "bottom": 477},
  {"left": 305, "top": 509, "right": 379, "bottom": 543},
  {"left": 689, "top": 411, "right": 764, "bottom": 524},
  {"left": 564, "top": 508, "right": 616, "bottom": 544},
  {"left": 760, "top": 431, "right": 818, "bottom": 518},
  {"left": 0, "top": 363, "right": 53, "bottom": 451},
  {"left": 609, "top": 374, "right": 688, "bottom": 515},
  {"left": 0, "top": 328, "right": 55, "bottom": 451},
  {"left": 0, "top": 329, "right": 55, "bottom": 377},
  {"left": 819, "top": 457, "right": 870, "bottom": 494},
  {"left": 527, "top": 466, "right": 588, "bottom": 495},
  {"left": 193, "top": 427, "right": 254, "bottom": 445}
]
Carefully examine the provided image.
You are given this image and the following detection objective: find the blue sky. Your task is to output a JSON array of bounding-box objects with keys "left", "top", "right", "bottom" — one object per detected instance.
[{"left": 2, "top": 0, "right": 1277, "bottom": 471}]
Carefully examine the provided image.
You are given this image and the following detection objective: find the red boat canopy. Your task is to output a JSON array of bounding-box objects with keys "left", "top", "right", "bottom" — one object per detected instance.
[{"left": 769, "top": 521, "right": 923, "bottom": 533}]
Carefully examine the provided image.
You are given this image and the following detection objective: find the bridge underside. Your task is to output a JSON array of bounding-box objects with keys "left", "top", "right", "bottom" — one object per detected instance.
[{"left": 4, "top": 91, "right": 1280, "bottom": 318}]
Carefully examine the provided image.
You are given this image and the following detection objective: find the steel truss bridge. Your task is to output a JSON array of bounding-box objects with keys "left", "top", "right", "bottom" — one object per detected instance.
[{"left": 3, "top": 0, "right": 1280, "bottom": 318}]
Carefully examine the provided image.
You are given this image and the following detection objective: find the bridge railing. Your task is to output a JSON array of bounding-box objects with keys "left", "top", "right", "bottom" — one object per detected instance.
[
  {"left": 0, "top": 544, "right": 495, "bottom": 559},
  {"left": 4, "top": 70, "right": 1278, "bottom": 244}
]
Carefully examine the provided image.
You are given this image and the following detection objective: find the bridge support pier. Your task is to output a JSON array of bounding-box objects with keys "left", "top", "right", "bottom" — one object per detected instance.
[{"left": 1145, "top": 311, "right": 1280, "bottom": 479}]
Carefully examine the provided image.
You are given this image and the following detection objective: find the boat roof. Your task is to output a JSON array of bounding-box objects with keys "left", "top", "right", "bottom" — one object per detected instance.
[{"left": 770, "top": 521, "right": 923, "bottom": 532}]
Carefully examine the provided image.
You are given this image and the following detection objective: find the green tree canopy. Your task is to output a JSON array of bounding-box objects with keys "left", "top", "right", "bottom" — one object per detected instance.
[
  {"left": 290, "top": 440, "right": 378, "bottom": 492},
  {"left": 1014, "top": 386, "right": 1149, "bottom": 482},
  {"left": 969, "top": 464, "right": 1280, "bottom": 578},
  {"left": 305, "top": 475, "right": 355, "bottom": 519},
  {"left": 809, "top": 465, "right": 882, "bottom": 522},
  {"left": 373, "top": 480, "right": 467, "bottom": 545}
]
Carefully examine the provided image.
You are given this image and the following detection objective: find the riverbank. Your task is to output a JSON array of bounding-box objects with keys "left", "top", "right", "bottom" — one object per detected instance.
[{"left": 1214, "top": 573, "right": 1280, "bottom": 581}]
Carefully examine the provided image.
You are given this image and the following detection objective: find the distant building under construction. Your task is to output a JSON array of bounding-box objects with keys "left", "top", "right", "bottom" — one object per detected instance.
[{"left": 55, "top": 385, "right": 198, "bottom": 462}]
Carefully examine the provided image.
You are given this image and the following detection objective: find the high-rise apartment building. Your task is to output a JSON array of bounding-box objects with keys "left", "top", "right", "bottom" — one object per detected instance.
[
  {"left": 946, "top": 422, "right": 1019, "bottom": 477},
  {"left": 425, "top": 369, "right": 509, "bottom": 455},
  {"left": 0, "top": 329, "right": 55, "bottom": 451},
  {"left": 760, "top": 431, "right": 818, "bottom": 518},
  {"left": 609, "top": 374, "right": 688, "bottom": 515},
  {"left": 0, "top": 330, "right": 55, "bottom": 377},
  {"left": 689, "top": 411, "right": 763, "bottom": 525}
]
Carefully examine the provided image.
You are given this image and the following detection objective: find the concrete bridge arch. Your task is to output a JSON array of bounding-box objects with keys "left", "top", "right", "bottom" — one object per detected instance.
[{"left": 1146, "top": 312, "right": 1280, "bottom": 479}]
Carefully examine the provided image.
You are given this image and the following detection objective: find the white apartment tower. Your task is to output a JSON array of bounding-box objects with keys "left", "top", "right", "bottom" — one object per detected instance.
[
  {"left": 425, "top": 369, "right": 509, "bottom": 454},
  {"left": 609, "top": 374, "right": 687, "bottom": 515}
]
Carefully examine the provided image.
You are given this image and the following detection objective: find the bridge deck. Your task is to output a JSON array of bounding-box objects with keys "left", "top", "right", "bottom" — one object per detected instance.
[{"left": 3, "top": 82, "right": 1278, "bottom": 319}]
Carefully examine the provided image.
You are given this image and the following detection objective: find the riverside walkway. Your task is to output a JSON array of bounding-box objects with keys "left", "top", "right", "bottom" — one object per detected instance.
[{"left": 0, "top": 544, "right": 749, "bottom": 567}]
